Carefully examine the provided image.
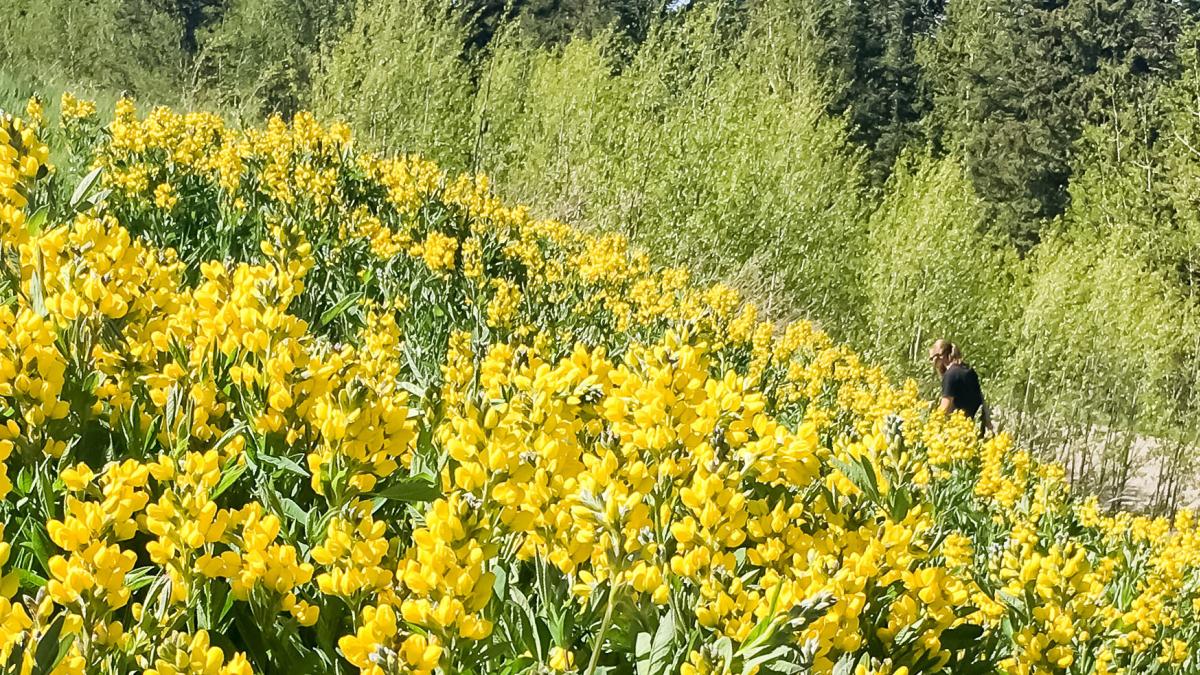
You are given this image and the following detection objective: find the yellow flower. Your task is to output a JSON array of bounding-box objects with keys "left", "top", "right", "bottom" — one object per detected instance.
[
  {"left": 549, "top": 646, "right": 575, "bottom": 671},
  {"left": 60, "top": 464, "right": 95, "bottom": 492},
  {"left": 155, "top": 182, "right": 179, "bottom": 210},
  {"left": 60, "top": 93, "right": 97, "bottom": 122},
  {"left": 0, "top": 91, "right": 1195, "bottom": 675},
  {"left": 415, "top": 230, "right": 458, "bottom": 273},
  {"left": 25, "top": 96, "right": 44, "bottom": 128}
]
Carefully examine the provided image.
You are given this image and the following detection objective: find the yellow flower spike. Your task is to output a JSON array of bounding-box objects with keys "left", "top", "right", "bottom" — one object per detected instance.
[
  {"left": 24, "top": 97, "right": 44, "bottom": 128},
  {"left": 154, "top": 183, "right": 179, "bottom": 211}
]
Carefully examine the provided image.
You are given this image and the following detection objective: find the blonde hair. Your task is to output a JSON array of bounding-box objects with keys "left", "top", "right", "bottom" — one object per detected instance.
[{"left": 931, "top": 338, "right": 962, "bottom": 363}]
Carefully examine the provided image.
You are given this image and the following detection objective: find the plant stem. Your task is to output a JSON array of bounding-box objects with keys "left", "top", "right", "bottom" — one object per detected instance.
[{"left": 584, "top": 584, "right": 619, "bottom": 675}]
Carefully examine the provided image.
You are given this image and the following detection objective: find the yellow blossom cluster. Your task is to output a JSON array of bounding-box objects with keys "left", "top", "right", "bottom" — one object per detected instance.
[{"left": 0, "top": 96, "right": 1195, "bottom": 675}]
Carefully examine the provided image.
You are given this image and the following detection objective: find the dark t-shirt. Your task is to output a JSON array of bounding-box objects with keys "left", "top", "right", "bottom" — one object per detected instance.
[{"left": 942, "top": 363, "right": 984, "bottom": 418}]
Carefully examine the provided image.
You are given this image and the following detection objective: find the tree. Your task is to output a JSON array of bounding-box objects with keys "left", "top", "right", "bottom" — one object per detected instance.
[
  {"left": 513, "top": 0, "right": 665, "bottom": 46},
  {"left": 792, "top": 0, "right": 944, "bottom": 182},
  {"left": 175, "top": 0, "right": 227, "bottom": 54},
  {"left": 194, "top": 0, "right": 350, "bottom": 117},
  {"left": 922, "top": 0, "right": 1191, "bottom": 251},
  {"left": 864, "top": 151, "right": 1020, "bottom": 378},
  {"left": 0, "top": 0, "right": 186, "bottom": 99},
  {"left": 313, "top": 0, "right": 476, "bottom": 166}
]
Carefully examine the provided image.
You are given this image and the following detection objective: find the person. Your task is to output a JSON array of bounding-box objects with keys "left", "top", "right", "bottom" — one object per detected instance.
[{"left": 928, "top": 339, "right": 993, "bottom": 436}]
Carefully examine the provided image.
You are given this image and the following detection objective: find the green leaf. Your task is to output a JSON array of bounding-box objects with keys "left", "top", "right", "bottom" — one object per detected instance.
[
  {"left": 635, "top": 607, "right": 677, "bottom": 675},
  {"left": 497, "top": 656, "right": 537, "bottom": 675},
  {"left": 509, "top": 586, "right": 543, "bottom": 657},
  {"left": 5, "top": 632, "right": 28, "bottom": 674},
  {"left": 316, "top": 596, "right": 345, "bottom": 654},
  {"left": 23, "top": 521, "right": 52, "bottom": 575},
  {"left": 831, "top": 455, "right": 879, "bottom": 503},
  {"left": 26, "top": 206, "right": 47, "bottom": 236},
  {"left": 34, "top": 613, "right": 66, "bottom": 673},
  {"left": 70, "top": 167, "right": 103, "bottom": 209},
  {"left": 29, "top": 250, "right": 45, "bottom": 317},
  {"left": 644, "top": 609, "right": 675, "bottom": 675},
  {"left": 893, "top": 617, "right": 927, "bottom": 647},
  {"left": 18, "top": 569, "right": 46, "bottom": 589},
  {"left": 256, "top": 452, "right": 309, "bottom": 477},
  {"left": 36, "top": 461, "right": 56, "bottom": 514},
  {"left": 233, "top": 604, "right": 272, "bottom": 671},
  {"left": 320, "top": 291, "right": 363, "bottom": 326},
  {"left": 212, "top": 461, "right": 247, "bottom": 500},
  {"left": 396, "top": 381, "right": 427, "bottom": 398},
  {"left": 890, "top": 487, "right": 913, "bottom": 522},
  {"left": 997, "top": 590, "right": 1024, "bottom": 612},
  {"left": 306, "top": 504, "right": 326, "bottom": 543},
  {"left": 125, "top": 566, "right": 158, "bottom": 592},
  {"left": 743, "top": 645, "right": 793, "bottom": 672},
  {"left": 712, "top": 636, "right": 733, "bottom": 670},
  {"left": 281, "top": 497, "right": 310, "bottom": 525},
  {"left": 84, "top": 188, "right": 111, "bottom": 209},
  {"left": 831, "top": 654, "right": 857, "bottom": 675},
  {"left": 164, "top": 384, "right": 182, "bottom": 427},
  {"left": 940, "top": 623, "right": 985, "bottom": 650},
  {"left": 16, "top": 468, "right": 32, "bottom": 496},
  {"left": 742, "top": 583, "right": 783, "bottom": 648},
  {"left": 209, "top": 583, "right": 234, "bottom": 630},
  {"left": 375, "top": 473, "right": 440, "bottom": 502},
  {"left": 856, "top": 454, "right": 880, "bottom": 497},
  {"left": 635, "top": 632, "right": 652, "bottom": 675}
]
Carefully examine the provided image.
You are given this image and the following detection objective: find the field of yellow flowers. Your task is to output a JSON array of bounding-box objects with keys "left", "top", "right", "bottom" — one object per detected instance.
[{"left": 0, "top": 94, "right": 1196, "bottom": 675}]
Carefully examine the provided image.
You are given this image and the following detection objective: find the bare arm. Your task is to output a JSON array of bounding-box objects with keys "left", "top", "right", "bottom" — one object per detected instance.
[{"left": 938, "top": 396, "right": 954, "bottom": 415}]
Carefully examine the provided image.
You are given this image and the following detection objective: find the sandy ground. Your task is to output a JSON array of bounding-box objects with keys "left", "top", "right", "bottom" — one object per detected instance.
[
  {"left": 997, "top": 408, "right": 1200, "bottom": 513},
  {"left": 1109, "top": 435, "right": 1200, "bottom": 511}
]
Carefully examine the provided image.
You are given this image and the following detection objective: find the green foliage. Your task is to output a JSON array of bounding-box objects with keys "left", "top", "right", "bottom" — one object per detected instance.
[
  {"left": 312, "top": 0, "right": 477, "bottom": 168},
  {"left": 473, "top": 2, "right": 871, "bottom": 333},
  {"left": 922, "top": 0, "right": 1191, "bottom": 249},
  {"left": 193, "top": 0, "right": 349, "bottom": 119},
  {"left": 921, "top": 0, "right": 1083, "bottom": 248},
  {"left": 794, "top": 0, "right": 942, "bottom": 182},
  {"left": 0, "top": 0, "right": 186, "bottom": 100},
  {"left": 7, "top": 0, "right": 1200, "bottom": 509},
  {"left": 863, "top": 152, "right": 1021, "bottom": 380},
  {"left": 513, "top": 0, "right": 661, "bottom": 46}
]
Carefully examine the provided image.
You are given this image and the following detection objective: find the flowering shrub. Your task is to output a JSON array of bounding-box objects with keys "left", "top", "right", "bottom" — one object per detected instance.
[{"left": 0, "top": 95, "right": 1196, "bottom": 675}]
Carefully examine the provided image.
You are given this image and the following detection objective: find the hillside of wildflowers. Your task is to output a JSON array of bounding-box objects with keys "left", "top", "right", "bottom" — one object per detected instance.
[{"left": 0, "top": 95, "right": 1196, "bottom": 675}]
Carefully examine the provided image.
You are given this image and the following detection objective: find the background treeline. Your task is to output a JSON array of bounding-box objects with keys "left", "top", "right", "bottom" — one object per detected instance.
[{"left": 4, "top": 0, "right": 1200, "bottom": 512}]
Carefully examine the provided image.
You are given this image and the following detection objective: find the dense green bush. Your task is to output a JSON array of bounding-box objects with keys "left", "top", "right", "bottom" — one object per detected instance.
[
  {"left": 862, "top": 152, "right": 1020, "bottom": 380},
  {"left": 471, "top": 4, "right": 870, "bottom": 331}
]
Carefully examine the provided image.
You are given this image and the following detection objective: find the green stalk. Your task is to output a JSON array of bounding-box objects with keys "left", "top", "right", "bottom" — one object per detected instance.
[{"left": 584, "top": 583, "right": 619, "bottom": 675}]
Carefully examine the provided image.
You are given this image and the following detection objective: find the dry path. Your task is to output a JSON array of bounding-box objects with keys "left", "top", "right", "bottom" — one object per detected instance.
[{"left": 996, "top": 407, "right": 1200, "bottom": 513}]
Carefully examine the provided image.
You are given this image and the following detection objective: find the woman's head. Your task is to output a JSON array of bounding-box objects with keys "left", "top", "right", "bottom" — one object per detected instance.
[{"left": 928, "top": 339, "right": 961, "bottom": 376}]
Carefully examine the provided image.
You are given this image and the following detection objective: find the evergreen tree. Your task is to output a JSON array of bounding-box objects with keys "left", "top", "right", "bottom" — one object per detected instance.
[
  {"left": 796, "top": 0, "right": 943, "bottom": 182},
  {"left": 513, "top": 0, "right": 663, "bottom": 46},
  {"left": 175, "top": 0, "right": 228, "bottom": 54},
  {"left": 921, "top": 0, "right": 1081, "bottom": 249},
  {"left": 923, "top": 0, "right": 1191, "bottom": 251}
]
